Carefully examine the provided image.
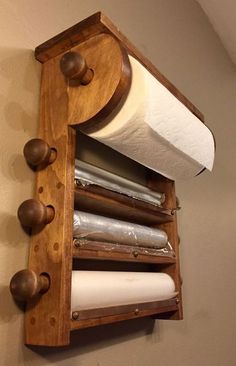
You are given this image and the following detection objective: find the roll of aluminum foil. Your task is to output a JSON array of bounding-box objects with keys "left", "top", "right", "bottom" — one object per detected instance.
[
  {"left": 75, "top": 159, "right": 165, "bottom": 206},
  {"left": 74, "top": 211, "right": 168, "bottom": 249}
]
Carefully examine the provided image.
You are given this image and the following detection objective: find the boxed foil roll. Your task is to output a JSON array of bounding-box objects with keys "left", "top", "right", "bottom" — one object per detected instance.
[
  {"left": 74, "top": 211, "right": 168, "bottom": 249},
  {"left": 75, "top": 159, "right": 165, "bottom": 207},
  {"left": 71, "top": 271, "right": 177, "bottom": 311}
]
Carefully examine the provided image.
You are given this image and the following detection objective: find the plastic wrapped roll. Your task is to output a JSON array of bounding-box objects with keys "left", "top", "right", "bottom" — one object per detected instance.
[
  {"left": 73, "top": 211, "right": 168, "bottom": 249},
  {"left": 75, "top": 159, "right": 165, "bottom": 207},
  {"left": 71, "top": 271, "right": 176, "bottom": 311}
]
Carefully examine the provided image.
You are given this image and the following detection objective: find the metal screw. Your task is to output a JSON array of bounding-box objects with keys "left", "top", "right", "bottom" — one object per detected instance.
[
  {"left": 133, "top": 250, "right": 139, "bottom": 258},
  {"left": 134, "top": 308, "right": 139, "bottom": 315},
  {"left": 73, "top": 239, "right": 81, "bottom": 248},
  {"left": 175, "top": 298, "right": 180, "bottom": 305},
  {"left": 75, "top": 179, "right": 81, "bottom": 187},
  {"left": 72, "top": 311, "right": 79, "bottom": 320}
]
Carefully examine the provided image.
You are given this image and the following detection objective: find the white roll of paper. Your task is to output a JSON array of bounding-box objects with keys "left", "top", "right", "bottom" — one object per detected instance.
[
  {"left": 71, "top": 271, "right": 176, "bottom": 311},
  {"left": 82, "top": 56, "right": 215, "bottom": 180}
]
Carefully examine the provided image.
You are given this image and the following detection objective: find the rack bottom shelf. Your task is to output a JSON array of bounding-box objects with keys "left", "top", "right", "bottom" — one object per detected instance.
[{"left": 70, "top": 298, "right": 179, "bottom": 330}]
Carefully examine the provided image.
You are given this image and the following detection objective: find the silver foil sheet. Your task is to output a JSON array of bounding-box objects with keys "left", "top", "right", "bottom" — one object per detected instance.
[
  {"left": 74, "top": 211, "right": 168, "bottom": 249},
  {"left": 75, "top": 159, "right": 165, "bottom": 207},
  {"left": 73, "top": 238, "right": 175, "bottom": 258}
]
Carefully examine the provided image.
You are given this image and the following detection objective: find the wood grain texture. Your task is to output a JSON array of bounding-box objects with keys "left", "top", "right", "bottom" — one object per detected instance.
[
  {"left": 67, "top": 34, "right": 131, "bottom": 125},
  {"left": 25, "top": 54, "right": 76, "bottom": 346},
  {"left": 71, "top": 299, "right": 178, "bottom": 330},
  {"left": 74, "top": 184, "right": 173, "bottom": 226},
  {"left": 35, "top": 12, "right": 204, "bottom": 122},
  {"left": 73, "top": 240, "right": 176, "bottom": 264},
  {"left": 147, "top": 171, "right": 183, "bottom": 320}
]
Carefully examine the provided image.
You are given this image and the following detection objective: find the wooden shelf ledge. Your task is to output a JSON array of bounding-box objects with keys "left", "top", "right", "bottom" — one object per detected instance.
[
  {"left": 71, "top": 298, "right": 179, "bottom": 330},
  {"left": 73, "top": 240, "right": 176, "bottom": 264},
  {"left": 74, "top": 183, "right": 173, "bottom": 226}
]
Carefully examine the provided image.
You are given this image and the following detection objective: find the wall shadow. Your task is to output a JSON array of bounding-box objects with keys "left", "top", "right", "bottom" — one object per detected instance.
[{"left": 25, "top": 317, "right": 156, "bottom": 364}]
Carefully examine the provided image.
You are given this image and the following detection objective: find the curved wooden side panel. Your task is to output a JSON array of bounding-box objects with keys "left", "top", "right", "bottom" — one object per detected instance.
[
  {"left": 24, "top": 35, "right": 131, "bottom": 346},
  {"left": 67, "top": 33, "right": 131, "bottom": 125}
]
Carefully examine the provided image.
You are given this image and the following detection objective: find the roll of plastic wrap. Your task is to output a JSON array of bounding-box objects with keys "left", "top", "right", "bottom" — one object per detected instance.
[
  {"left": 75, "top": 159, "right": 165, "bottom": 206},
  {"left": 74, "top": 211, "right": 168, "bottom": 248},
  {"left": 81, "top": 55, "right": 215, "bottom": 180},
  {"left": 71, "top": 271, "right": 176, "bottom": 311}
]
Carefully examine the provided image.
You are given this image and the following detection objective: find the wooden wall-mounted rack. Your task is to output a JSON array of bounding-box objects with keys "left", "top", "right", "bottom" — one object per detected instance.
[{"left": 9, "top": 12, "right": 205, "bottom": 346}]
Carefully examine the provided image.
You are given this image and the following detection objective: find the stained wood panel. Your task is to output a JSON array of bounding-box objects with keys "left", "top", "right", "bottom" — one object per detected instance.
[
  {"left": 25, "top": 54, "right": 76, "bottom": 346},
  {"left": 147, "top": 171, "right": 183, "bottom": 320},
  {"left": 71, "top": 299, "right": 178, "bottom": 330}
]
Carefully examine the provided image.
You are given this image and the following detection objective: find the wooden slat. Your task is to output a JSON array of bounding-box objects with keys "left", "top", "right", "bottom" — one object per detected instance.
[
  {"left": 73, "top": 240, "right": 176, "bottom": 264},
  {"left": 147, "top": 171, "right": 183, "bottom": 320},
  {"left": 71, "top": 299, "right": 178, "bottom": 330},
  {"left": 35, "top": 12, "right": 204, "bottom": 122},
  {"left": 74, "top": 184, "right": 173, "bottom": 226},
  {"left": 25, "top": 54, "right": 76, "bottom": 346}
]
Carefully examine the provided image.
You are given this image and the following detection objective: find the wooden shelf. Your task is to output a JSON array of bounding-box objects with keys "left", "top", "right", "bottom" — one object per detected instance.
[
  {"left": 74, "top": 182, "right": 173, "bottom": 226},
  {"left": 71, "top": 298, "right": 179, "bottom": 330},
  {"left": 73, "top": 240, "right": 176, "bottom": 264}
]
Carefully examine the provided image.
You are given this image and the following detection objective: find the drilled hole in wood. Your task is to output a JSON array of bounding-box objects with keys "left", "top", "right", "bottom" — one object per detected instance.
[
  {"left": 50, "top": 317, "right": 56, "bottom": 326},
  {"left": 53, "top": 242, "right": 59, "bottom": 251},
  {"left": 49, "top": 147, "right": 57, "bottom": 164},
  {"left": 30, "top": 317, "right": 36, "bottom": 325},
  {"left": 46, "top": 205, "right": 55, "bottom": 223},
  {"left": 81, "top": 68, "right": 94, "bottom": 85},
  {"left": 39, "top": 272, "right": 51, "bottom": 294},
  {"left": 38, "top": 186, "right": 43, "bottom": 194},
  {"left": 34, "top": 244, "right": 39, "bottom": 252},
  {"left": 56, "top": 182, "right": 63, "bottom": 189}
]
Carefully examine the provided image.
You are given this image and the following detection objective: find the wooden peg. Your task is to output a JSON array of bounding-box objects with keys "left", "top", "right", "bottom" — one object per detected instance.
[
  {"left": 60, "top": 51, "right": 93, "bottom": 85},
  {"left": 10, "top": 269, "right": 50, "bottom": 302},
  {"left": 23, "top": 138, "right": 57, "bottom": 168},
  {"left": 17, "top": 199, "right": 55, "bottom": 228}
]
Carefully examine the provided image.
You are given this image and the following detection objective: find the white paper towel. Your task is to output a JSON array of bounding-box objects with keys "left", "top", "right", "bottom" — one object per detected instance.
[
  {"left": 81, "top": 55, "right": 215, "bottom": 180},
  {"left": 71, "top": 271, "right": 176, "bottom": 311}
]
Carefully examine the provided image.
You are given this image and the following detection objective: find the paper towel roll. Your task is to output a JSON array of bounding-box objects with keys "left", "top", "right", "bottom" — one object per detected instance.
[
  {"left": 81, "top": 55, "right": 215, "bottom": 180},
  {"left": 71, "top": 271, "right": 176, "bottom": 311},
  {"left": 73, "top": 210, "right": 168, "bottom": 248}
]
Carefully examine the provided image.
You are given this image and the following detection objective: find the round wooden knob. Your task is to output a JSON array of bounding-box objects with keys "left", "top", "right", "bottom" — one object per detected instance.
[
  {"left": 10, "top": 269, "right": 50, "bottom": 302},
  {"left": 60, "top": 51, "right": 93, "bottom": 85},
  {"left": 23, "top": 138, "right": 56, "bottom": 168},
  {"left": 17, "top": 199, "right": 55, "bottom": 228}
]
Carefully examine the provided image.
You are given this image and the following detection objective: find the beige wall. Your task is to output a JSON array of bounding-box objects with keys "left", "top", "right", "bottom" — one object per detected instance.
[{"left": 1, "top": 0, "right": 236, "bottom": 365}]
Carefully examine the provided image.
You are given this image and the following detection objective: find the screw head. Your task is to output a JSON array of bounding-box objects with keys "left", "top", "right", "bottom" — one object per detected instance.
[
  {"left": 72, "top": 311, "right": 79, "bottom": 320},
  {"left": 73, "top": 239, "right": 81, "bottom": 248}
]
